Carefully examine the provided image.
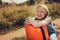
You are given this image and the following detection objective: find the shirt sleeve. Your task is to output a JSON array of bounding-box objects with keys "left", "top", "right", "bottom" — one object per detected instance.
[
  {"left": 45, "top": 16, "right": 55, "bottom": 29},
  {"left": 45, "top": 16, "right": 51, "bottom": 21}
]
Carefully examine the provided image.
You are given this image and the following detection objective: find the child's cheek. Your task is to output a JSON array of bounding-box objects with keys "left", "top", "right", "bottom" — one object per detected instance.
[
  {"left": 36, "top": 13, "right": 39, "bottom": 17},
  {"left": 35, "top": 12, "right": 38, "bottom": 16},
  {"left": 41, "top": 13, "right": 44, "bottom": 17}
]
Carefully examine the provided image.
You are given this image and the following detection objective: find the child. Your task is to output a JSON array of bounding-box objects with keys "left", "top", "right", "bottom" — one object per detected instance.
[{"left": 24, "top": 4, "right": 57, "bottom": 40}]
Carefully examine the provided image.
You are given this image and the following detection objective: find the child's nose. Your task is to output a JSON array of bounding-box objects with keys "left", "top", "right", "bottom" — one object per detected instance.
[{"left": 38, "top": 11, "right": 41, "bottom": 14}]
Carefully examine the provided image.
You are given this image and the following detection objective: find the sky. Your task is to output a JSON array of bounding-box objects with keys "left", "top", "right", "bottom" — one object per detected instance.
[{"left": 2, "top": 0, "right": 29, "bottom": 4}]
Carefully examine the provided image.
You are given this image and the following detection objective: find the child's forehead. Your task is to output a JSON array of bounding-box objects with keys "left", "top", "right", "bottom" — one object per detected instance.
[
  {"left": 36, "top": 7, "right": 47, "bottom": 13},
  {"left": 36, "top": 5, "right": 41, "bottom": 8},
  {"left": 36, "top": 5, "right": 41, "bottom": 9},
  {"left": 36, "top": 7, "right": 46, "bottom": 12},
  {"left": 36, "top": 6, "right": 44, "bottom": 10}
]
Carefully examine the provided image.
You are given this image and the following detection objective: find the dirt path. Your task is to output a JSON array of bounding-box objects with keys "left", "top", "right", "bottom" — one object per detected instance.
[
  {"left": 54, "top": 19, "right": 60, "bottom": 40},
  {"left": 0, "top": 19, "right": 60, "bottom": 40},
  {"left": 0, "top": 28, "right": 26, "bottom": 40}
]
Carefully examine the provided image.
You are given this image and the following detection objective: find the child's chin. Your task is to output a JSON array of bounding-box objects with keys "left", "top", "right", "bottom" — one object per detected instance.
[
  {"left": 39, "top": 18, "right": 42, "bottom": 19},
  {"left": 36, "top": 16, "right": 43, "bottom": 19},
  {"left": 37, "top": 17, "right": 42, "bottom": 19}
]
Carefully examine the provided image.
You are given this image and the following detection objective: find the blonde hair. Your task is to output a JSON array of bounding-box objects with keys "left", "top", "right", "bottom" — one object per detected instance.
[{"left": 35, "top": 4, "right": 50, "bottom": 15}]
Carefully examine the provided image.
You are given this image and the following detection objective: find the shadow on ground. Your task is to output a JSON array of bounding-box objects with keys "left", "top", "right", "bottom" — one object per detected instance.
[
  {"left": 12, "top": 37, "right": 26, "bottom": 40},
  {"left": 0, "top": 26, "right": 23, "bottom": 35}
]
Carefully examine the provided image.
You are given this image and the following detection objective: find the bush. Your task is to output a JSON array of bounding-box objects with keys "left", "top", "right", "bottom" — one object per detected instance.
[
  {"left": 46, "top": 3, "right": 60, "bottom": 19},
  {"left": 0, "top": 5, "right": 34, "bottom": 32}
]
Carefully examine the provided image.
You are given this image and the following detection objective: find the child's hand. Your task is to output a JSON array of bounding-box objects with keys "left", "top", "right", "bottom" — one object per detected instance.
[{"left": 24, "top": 17, "right": 31, "bottom": 25}]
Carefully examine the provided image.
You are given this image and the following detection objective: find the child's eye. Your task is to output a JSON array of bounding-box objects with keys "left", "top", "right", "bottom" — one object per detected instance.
[
  {"left": 41, "top": 11, "right": 43, "bottom": 13},
  {"left": 37, "top": 11, "right": 39, "bottom": 13},
  {"left": 41, "top": 11, "right": 45, "bottom": 13}
]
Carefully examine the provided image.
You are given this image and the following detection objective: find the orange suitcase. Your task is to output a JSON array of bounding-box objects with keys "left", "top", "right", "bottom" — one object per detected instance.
[{"left": 25, "top": 24, "right": 50, "bottom": 40}]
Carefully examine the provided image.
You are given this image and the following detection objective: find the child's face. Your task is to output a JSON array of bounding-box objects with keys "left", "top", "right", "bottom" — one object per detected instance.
[{"left": 36, "top": 7, "right": 46, "bottom": 19}]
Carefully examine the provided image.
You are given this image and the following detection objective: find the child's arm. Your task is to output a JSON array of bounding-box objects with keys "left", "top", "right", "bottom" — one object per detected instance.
[
  {"left": 41, "top": 16, "right": 51, "bottom": 25},
  {"left": 35, "top": 16, "right": 52, "bottom": 27},
  {"left": 29, "top": 18, "right": 41, "bottom": 27},
  {"left": 24, "top": 17, "right": 39, "bottom": 26},
  {"left": 24, "top": 17, "right": 51, "bottom": 27},
  {"left": 27, "top": 17, "right": 49, "bottom": 27},
  {"left": 24, "top": 17, "right": 31, "bottom": 25},
  {"left": 43, "top": 17, "right": 55, "bottom": 29}
]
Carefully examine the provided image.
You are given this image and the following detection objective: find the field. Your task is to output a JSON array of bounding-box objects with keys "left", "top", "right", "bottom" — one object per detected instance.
[
  {"left": 0, "top": 19, "right": 60, "bottom": 40},
  {"left": 0, "top": 1, "right": 60, "bottom": 40}
]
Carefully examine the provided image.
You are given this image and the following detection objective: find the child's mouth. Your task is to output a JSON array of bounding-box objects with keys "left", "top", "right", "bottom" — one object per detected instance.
[{"left": 38, "top": 15, "right": 42, "bottom": 17}]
